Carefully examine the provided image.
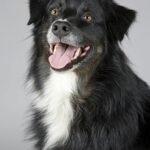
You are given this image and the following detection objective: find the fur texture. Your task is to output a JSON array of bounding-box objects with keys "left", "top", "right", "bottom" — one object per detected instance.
[{"left": 27, "top": 0, "right": 150, "bottom": 150}]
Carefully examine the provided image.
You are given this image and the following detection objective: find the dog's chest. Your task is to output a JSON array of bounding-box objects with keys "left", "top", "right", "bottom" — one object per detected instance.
[{"left": 35, "top": 70, "right": 78, "bottom": 150}]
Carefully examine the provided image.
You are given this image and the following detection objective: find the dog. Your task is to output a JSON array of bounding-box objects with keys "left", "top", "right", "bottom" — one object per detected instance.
[{"left": 27, "top": 0, "right": 150, "bottom": 149}]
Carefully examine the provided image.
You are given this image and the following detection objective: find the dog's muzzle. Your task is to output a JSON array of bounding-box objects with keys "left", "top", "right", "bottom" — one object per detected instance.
[{"left": 52, "top": 21, "right": 71, "bottom": 38}]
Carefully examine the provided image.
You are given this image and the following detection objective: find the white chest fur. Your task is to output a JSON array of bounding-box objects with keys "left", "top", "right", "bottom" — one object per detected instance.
[{"left": 34, "top": 70, "right": 78, "bottom": 150}]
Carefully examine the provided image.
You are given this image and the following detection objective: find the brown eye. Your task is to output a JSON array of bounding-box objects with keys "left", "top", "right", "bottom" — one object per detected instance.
[
  {"left": 50, "top": 8, "right": 59, "bottom": 16},
  {"left": 82, "top": 15, "right": 93, "bottom": 22}
]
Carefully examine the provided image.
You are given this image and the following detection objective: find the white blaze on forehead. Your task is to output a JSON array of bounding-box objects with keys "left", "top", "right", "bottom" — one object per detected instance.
[{"left": 34, "top": 70, "right": 78, "bottom": 150}]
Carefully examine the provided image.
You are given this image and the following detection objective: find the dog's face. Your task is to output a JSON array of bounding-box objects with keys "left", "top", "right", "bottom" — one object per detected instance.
[{"left": 28, "top": 0, "right": 136, "bottom": 71}]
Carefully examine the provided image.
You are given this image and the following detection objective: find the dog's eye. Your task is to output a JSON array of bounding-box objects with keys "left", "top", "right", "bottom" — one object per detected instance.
[
  {"left": 82, "top": 15, "right": 93, "bottom": 22},
  {"left": 50, "top": 8, "right": 59, "bottom": 16}
]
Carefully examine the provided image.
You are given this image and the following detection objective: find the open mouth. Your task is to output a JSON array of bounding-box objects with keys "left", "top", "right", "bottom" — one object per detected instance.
[{"left": 48, "top": 43, "right": 91, "bottom": 70}]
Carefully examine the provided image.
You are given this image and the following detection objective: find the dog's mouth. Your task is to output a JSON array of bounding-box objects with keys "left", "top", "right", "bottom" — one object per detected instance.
[{"left": 48, "top": 43, "right": 91, "bottom": 70}]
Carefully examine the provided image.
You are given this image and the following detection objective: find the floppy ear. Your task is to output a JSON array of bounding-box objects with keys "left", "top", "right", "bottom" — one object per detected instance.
[
  {"left": 27, "top": 0, "right": 48, "bottom": 25},
  {"left": 106, "top": 2, "right": 136, "bottom": 42}
]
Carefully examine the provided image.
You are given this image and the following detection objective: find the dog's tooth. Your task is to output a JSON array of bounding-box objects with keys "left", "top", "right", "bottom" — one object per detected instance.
[
  {"left": 53, "top": 47, "right": 57, "bottom": 54},
  {"left": 80, "top": 52, "right": 87, "bottom": 57},
  {"left": 84, "top": 46, "right": 90, "bottom": 51},
  {"left": 73, "top": 48, "right": 81, "bottom": 60},
  {"left": 53, "top": 44, "right": 59, "bottom": 54},
  {"left": 50, "top": 44, "right": 53, "bottom": 53}
]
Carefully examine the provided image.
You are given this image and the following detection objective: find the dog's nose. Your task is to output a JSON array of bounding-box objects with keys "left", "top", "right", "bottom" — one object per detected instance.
[{"left": 52, "top": 21, "right": 71, "bottom": 37}]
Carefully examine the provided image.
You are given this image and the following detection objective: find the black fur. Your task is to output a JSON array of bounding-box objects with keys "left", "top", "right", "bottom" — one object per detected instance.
[{"left": 27, "top": 0, "right": 150, "bottom": 150}]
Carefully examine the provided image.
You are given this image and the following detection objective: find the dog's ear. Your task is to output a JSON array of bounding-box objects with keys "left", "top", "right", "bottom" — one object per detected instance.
[
  {"left": 106, "top": 2, "right": 136, "bottom": 42},
  {"left": 27, "top": 0, "right": 48, "bottom": 25}
]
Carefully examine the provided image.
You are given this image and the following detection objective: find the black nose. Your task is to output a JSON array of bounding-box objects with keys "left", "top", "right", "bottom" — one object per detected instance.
[{"left": 52, "top": 21, "right": 71, "bottom": 37}]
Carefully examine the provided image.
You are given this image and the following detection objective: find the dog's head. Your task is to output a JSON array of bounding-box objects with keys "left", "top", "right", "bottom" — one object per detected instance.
[{"left": 28, "top": 0, "right": 136, "bottom": 71}]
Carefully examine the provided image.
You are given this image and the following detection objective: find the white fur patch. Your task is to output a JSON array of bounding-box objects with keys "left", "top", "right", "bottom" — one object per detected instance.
[{"left": 33, "top": 70, "right": 78, "bottom": 150}]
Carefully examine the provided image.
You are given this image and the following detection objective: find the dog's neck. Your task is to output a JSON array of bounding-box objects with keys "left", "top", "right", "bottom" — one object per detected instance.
[
  {"left": 34, "top": 69, "right": 78, "bottom": 150},
  {"left": 33, "top": 52, "right": 103, "bottom": 149}
]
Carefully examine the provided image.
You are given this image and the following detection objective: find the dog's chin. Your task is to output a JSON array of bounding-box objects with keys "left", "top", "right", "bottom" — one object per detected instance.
[{"left": 48, "top": 42, "right": 91, "bottom": 71}]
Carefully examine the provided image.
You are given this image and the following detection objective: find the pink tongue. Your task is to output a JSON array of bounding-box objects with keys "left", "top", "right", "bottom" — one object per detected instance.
[{"left": 49, "top": 43, "right": 77, "bottom": 69}]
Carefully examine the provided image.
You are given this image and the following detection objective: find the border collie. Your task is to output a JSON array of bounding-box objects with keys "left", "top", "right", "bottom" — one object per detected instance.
[{"left": 27, "top": 0, "right": 150, "bottom": 149}]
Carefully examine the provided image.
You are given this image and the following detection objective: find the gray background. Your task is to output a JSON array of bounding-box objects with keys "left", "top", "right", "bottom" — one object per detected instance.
[{"left": 0, "top": 0, "right": 149, "bottom": 150}]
